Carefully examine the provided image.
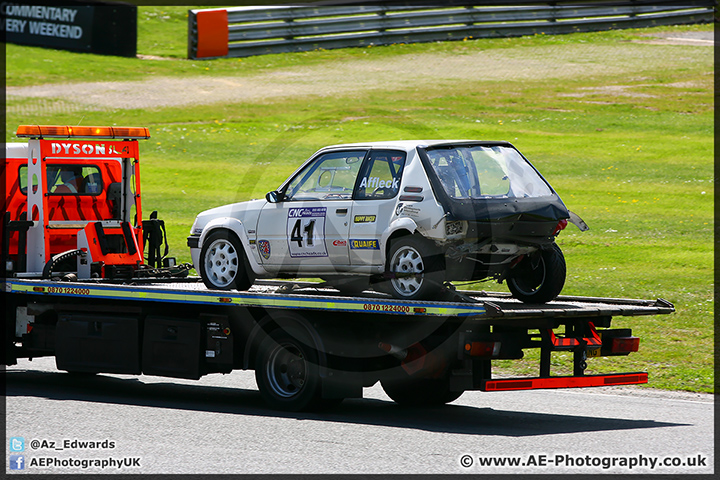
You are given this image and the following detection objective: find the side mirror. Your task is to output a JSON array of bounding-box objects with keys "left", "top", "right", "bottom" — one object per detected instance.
[{"left": 266, "top": 191, "right": 281, "bottom": 203}]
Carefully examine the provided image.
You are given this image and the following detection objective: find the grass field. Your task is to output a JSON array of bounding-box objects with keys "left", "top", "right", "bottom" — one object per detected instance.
[{"left": 4, "top": 9, "right": 714, "bottom": 393}]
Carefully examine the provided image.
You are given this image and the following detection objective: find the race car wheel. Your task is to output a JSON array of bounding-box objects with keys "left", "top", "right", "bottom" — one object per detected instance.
[
  {"left": 381, "top": 371, "right": 463, "bottom": 407},
  {"left": 507, "top": 243, "right": 566, "bottom": 304},
  {"left": 199, "top": 230, "right": 253, "bottom": 291},
  {"left": 255, "top": 328, "right": 324, "bottom": 412},
  {"left": 387, "top": 236, "right": 444, "bottom": 300}
]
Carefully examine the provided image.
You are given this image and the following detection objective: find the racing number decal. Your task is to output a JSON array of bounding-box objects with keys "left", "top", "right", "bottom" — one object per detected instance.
[
  {"left": 291, "top": 219, "right": 315, "bottom": 247},
  {"left": 287, "top": 207, "right": 328, "bottom": 258}
]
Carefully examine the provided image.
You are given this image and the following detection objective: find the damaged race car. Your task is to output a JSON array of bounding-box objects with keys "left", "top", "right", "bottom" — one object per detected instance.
[{"left": 187, "top": 140, "right": 588, "bottom": 303}]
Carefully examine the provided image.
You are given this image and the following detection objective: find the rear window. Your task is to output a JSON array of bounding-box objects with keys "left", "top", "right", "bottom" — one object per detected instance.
[{"left": 425, "top": 145, "right": 553, "bottom": 199}]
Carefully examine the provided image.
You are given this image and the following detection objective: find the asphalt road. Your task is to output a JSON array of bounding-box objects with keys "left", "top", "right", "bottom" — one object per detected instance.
[{"left": 5, "top": 357, "right": 713, "bottom": 475}]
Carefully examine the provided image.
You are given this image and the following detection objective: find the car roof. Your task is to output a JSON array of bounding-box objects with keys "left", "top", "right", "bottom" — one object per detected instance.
[{"left": 316, "top": 139, "right": 512, "bottom": 153}]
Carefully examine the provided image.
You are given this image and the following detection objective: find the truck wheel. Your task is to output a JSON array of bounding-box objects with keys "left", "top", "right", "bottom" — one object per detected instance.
[
  {"left": 507, "top": 243, "right": 566, "bottom": 304},
  {"left": 386, "top": 236, "right": 443, "bottom": 300},
  {"left": 199, "top": 230, "right": 253, "bottom": 291},
  {"left": 255, "top": 328, "right": 324, "bottom": 412},
  {"left": 381, "top": 372, "right": 463, "bottom": 407}
]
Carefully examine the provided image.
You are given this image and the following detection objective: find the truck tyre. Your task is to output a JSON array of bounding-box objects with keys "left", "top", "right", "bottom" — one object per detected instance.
[
  {"left": 386, "top": 236, "right": 444, "bottom": 301},
  {"left": 199, "top": 230, "right": 253, "bottom": 291},
  {"left": 507, "top": 243, "right": 566, "bottom": 304},
  {"left": 381, "top": 371, "right": 463, "bottom": 407},
  {"left": 255, "top": 328, "right": 325, "bottom": 412}
]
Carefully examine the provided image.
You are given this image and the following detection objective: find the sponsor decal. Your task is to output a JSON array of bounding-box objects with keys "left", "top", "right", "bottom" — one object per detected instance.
[
  {"left": 350, "top": 239, "right": 380, "bottom": 250},
  {"left": 258, "top": 240, "right": 271, "bottom": 259},
  {"left": 47, "top": 141, "right": 132, "bottom": 157},
  {"left": 353, "top": 215, "right": 376, "bottom": 223},
  {"left": 401, "top": 206, "right": 421, "bottom": 217},
  {"left": 395, "top": 203, "right": 404, "bottom": 216},
  {"left": 332, "top": 240, "right": 347, "bottom": 247},
  {"left": 359, "top": 176, "right": 399, "bottom": 190},
  {"left": 287, "top": 207, "right": 328, "bottom": 258}
]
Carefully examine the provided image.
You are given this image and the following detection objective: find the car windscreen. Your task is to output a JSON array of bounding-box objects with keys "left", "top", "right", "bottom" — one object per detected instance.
[{"left": 424, "top": 145, "right": 554, "bottom": 199}]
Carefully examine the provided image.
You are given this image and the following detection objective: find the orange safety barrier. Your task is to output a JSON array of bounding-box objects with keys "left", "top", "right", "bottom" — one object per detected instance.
[{"left": 195, "top": 10, "right": 229, "bottom": 58}]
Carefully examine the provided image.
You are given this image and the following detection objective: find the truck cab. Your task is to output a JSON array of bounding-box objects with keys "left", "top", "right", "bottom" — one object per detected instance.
[{"left": 2, "top": 125, "right": 150, "bottom": 279}]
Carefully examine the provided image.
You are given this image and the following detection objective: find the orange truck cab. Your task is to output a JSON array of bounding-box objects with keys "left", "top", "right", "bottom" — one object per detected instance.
[{"left": 2, "top": 125, "right": 152, "bottom": 279}]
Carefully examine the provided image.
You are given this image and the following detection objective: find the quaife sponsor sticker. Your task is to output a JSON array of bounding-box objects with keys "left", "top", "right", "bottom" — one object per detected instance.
[{"left": 350, "top": 239, "right": 379, "bottom": 250}]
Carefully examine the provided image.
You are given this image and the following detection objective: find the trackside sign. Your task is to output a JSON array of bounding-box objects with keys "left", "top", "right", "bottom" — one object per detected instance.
[{"left": 1, "top": 2, "right": 137, "bottom": 57}]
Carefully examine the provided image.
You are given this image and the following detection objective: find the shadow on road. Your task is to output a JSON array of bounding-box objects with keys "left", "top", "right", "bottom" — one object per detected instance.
[{"left": 5, "top": 369, "right": 686, "bottom": 437}]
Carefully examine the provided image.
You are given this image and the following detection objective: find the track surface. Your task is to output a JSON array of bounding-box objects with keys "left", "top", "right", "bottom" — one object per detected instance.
[
  {"left": 6, "top": 31, "right": 712, "bottom": 115},
  {"left": 5, "top": 357, "right": 713, "bottom": 474}
]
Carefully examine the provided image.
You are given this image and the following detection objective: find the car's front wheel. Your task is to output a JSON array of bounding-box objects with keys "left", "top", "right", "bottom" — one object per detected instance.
[
  {"left": 507, "top": 243, "right": 566, "bottom": 303},
  {"left": 386, "top": 236, "right": 444, "bottom": 300},
  {"left": 199, "top": 230, "right": 253, "bottom": 291}
]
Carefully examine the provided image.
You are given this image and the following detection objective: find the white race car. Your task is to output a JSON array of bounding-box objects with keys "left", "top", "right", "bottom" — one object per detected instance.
[{"left": 187, "top": 140, "right": 587, "bottom": 303}]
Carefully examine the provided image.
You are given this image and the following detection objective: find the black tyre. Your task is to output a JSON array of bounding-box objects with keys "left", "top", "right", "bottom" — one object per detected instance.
[
  {"left": 507, "top": 243, "right": 566, "bottom": 304},
  {"left": 386, "top": 236, "right": 444, "bottom": 300},
  {"left": 199, "top": 230, "right": 253, "bottom": 291},
  {"left": 254, "top": 328, "right": 325, "bottom": 412},
  {"left": 381, "top": 371, "right": 463, "bottom": 407}
]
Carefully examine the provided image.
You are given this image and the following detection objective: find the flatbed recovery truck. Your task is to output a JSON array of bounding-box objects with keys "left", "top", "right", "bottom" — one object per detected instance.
[
  {"left": 2, "top": 276, "right": 675, "bottom": 411},
  {"left": 1, "top": 124, "right": 675, "bottom": 411}
]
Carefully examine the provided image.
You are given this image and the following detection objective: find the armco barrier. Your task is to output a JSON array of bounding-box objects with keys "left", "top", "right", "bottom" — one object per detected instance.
[{"left": 188, "top": 1, "right": 716, "bottom": 59}]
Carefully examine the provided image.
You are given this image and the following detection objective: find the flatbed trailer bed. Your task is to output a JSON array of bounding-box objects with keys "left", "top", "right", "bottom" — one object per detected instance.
[{"left": 2, "top": 277, "right": 675, "bottom": 411}]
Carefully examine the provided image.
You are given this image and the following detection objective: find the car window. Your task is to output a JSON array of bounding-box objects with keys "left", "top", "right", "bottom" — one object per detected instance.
[
  {"left": 354, "top": 150, "right": 406, "bottom": 200},
  {"left": 19, "top": 165, "right": 104, "bottom": 196},
  {"left": 284, "top": 150, "right": 366, "bottom": 201},
  {"left": 426, "top": 146, "right": 552, "bottom": 199}
]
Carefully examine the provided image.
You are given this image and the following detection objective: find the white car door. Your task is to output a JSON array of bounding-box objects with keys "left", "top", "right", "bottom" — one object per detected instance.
[
  {"left": 349, "top": 149, "right": 407, "bottom": 267},
  {"left": 256, "top": 150, "right": 366, "bottom": 272}
]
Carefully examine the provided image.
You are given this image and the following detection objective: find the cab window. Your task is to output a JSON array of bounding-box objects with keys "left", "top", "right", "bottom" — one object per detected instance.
[
  {"left": 354, "top": 150, "right": 406, "bottom": 200},
  {"left": 284, "top": 150, "right": 366, "bottom": 201},
  {"left": 19, "top": 165, "right": 104, "bottom": 196}
]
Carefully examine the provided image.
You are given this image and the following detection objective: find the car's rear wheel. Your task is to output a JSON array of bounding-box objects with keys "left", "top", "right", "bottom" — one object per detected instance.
[
  {"left": 386, "top": 236, "right": 444, "bottom": 300},
  {"left": 507, "top": 243, "right": 566, "bottom": 304},
  {"left": 199, "top": 230, "right": 253, "bottom": 291}
]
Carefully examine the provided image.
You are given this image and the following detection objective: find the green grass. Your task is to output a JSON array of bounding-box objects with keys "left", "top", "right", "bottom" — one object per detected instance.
[{"left": 4, "top": 16, "right": 713, "bottom": 393}]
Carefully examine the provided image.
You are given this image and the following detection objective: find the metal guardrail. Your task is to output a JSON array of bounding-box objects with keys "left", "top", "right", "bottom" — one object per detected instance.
[{"left": 188, "top": 1, "right": 716, "bottom": 59}]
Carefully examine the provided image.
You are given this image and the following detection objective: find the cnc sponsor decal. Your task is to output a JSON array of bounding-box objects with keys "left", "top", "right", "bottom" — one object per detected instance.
[
  {"left": 258, "top": 240, "right": 271, "bottom": 259},
  {"left": 353, "top": 215, "right": 376, "bottom": 223},
  {"left": 332, "top": 240, "right": 347, "bottom": 247},
  {"left": 359, "top": 176, "right": 399, "bottom": 190},
  {"left": 287, "top": 207, "right": 328, "bottom": 258},
  {"left": 350, "top": 239, "right": 380, "bottom": 250}
]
